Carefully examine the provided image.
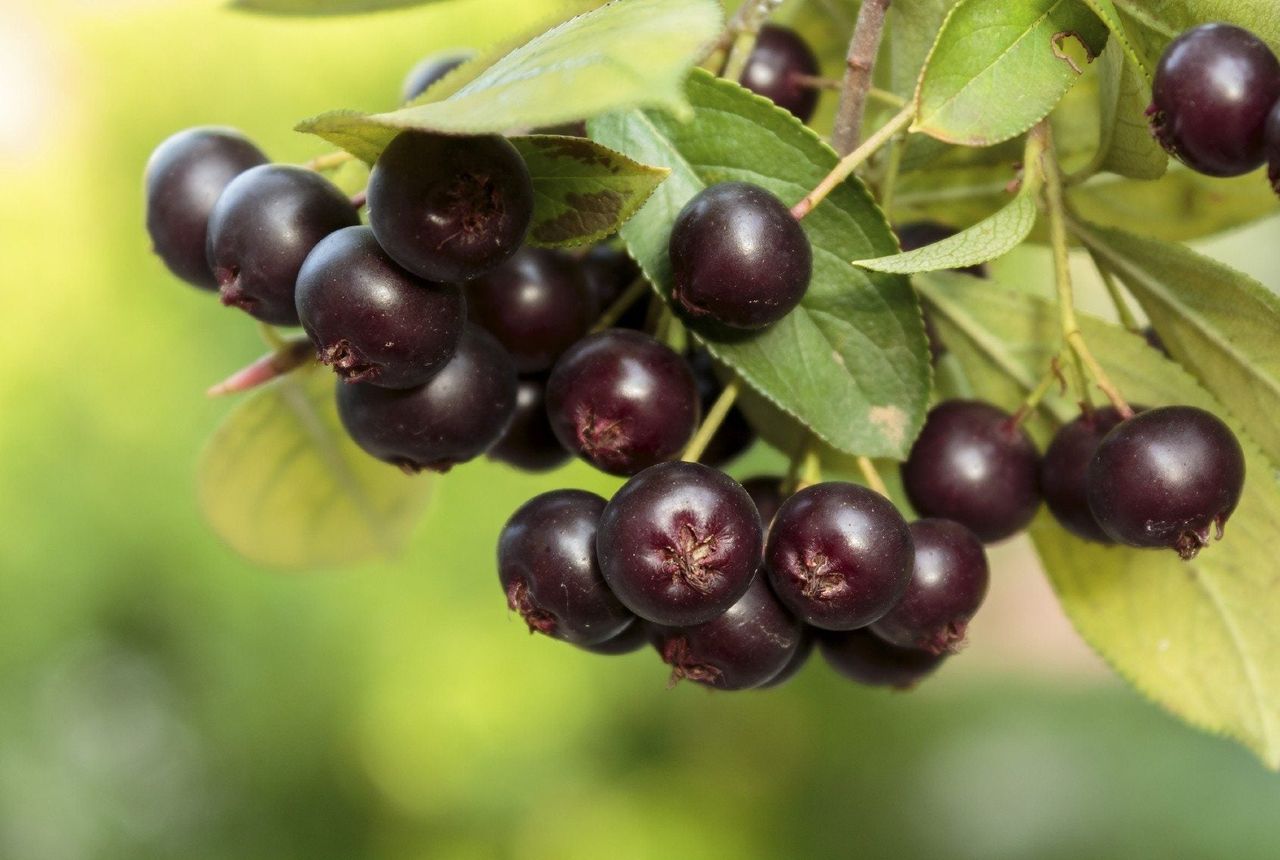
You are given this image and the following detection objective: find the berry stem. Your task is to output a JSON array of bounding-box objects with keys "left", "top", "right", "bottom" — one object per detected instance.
[
  {"left": 257, "top": 321, "right": 288, "bottom": 351},
  {"left": 791, "top": 103, "right": 914, "bottom": 220},
  {"left": 681, "top": 375, "right": 743, "bottom": 462},
  {"left": 831, "top": 0, "right": 893, "bottom": 156},
  {"left": 717, "top": 0, "right": 786, "bottom": 80},
  {"left": 591, "top": 277, "right": 649, "bottom": 333},
  {"left": 785, "top": 435, "right": 822, "bottom": 494},
  {"left": 1089, "top": 252, "right": 1142, "bottom": 333},
  {"left": 349, "top": 189, "right": 368, "bottom": 210},
  {"left": 304, "top": 151, "right": 355, "bottom": 172},
  {"left": 207, "top": 337, "right": 314, "bottom": 397},
  {"left": 1010, "top": 351, "right": 1067, "bottom": 427},
  {"left": 856, "top": 456, "right": 890, "bottom": 498}
]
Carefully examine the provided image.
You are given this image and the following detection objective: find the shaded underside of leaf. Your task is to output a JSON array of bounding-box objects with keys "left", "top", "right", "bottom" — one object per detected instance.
[
  {"left": 855, "top": 191, "right": 1037, "bottom": 273},
  {"left": 1092, "top": 38, "right": 1167, "bottom": 180}
]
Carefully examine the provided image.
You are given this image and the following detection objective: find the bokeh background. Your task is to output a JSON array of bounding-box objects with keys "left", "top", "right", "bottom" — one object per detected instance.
[{"left": 3, "top": 0, "right": 1280, "bottom": 857}]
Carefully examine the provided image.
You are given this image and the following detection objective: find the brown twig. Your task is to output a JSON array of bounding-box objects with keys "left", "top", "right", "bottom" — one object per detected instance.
[{"left": 831, "top": 0, "right": 893, "bottom": 156}]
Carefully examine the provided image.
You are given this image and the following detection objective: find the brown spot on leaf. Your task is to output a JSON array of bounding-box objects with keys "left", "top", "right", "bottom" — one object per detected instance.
[
  {"left": 1051, "top": 30, "right": 1096, "bottom": 76},
  {"left": 531, "top": 190, "right": 624, "bottom": 244},
  {"left": 869, "top": 405, "right": 909, "bottom": 449},
  {"left": 529, "top": 135, "right": 618, "bottom": 172}
]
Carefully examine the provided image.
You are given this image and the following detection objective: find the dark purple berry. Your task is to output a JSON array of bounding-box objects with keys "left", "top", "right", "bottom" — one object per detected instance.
[
  {"left": 208, "top": 164, "right": 360, "bottom": 326},
  {"left": 498, "top": 489, "right": 633, "bottom": 646},
  {"left": 819, "top": 629, "right": 945, "bottom": 690},
  {"left": 1040, "top": 407, "right": 1130, "bottom": 543},
  {"left": 581, "top": 244, "right": 646, "bottom": 330},
  {"left": 401, "top": 50, "right": 471, "bottom": 102},
  {"left": 368, "top": 131, "right": 533, "bottom": 284},
  {"left": 758, "top": 626, "right": 814, "bottom": 688},
  {"left": 576, "top": 619, "right": 650, "bottom": 655},
  {"left": 336, "top": 325, "right": 517, "bottom": 473},
  {"left": 738, "top": 24, "right": 820, "bottom": 123},
  {"left": 1087, "top": 405, "right": 1245, "bottom": 559},
  {"left": 546, "top": 330, "right": 699, "bottom": 476},
  {"left": 1266, "top": 100, "right": 1280, "bottom": 193},
  {"left": 467, "top": 248, "right": 595, "bottom": 374},
  {"left": 651, "top": 575, "right": 802, "bottom": 690},
  {"left": 869, "top": 519, "right": 989, "bottom": 654},
  {"left": 669, "top": 182, "right": 812, "bottom": 331},
  {"left": 764, "top": 482, "right": 913, "bottom": 630},
  {"left": 144, "top": 127, "right": 268, "bottom": 289},
  {"left": 688, "top": 349, "right": 755, "bottom": 467},
  {"left": 1143, "top": 326, "right": 1170, "bottom": 357},
  {"left": 596, "top": 461, "right": 762, "bottom": 626},
  {"left": 901, "top": 400, "right": 1041, "bottom": 543},
  {"left": 488, "top": 377, "right": 572, "bottom": 473},
  {"left": 295, "top": 226, "right": 465, "bottom": 388},
  {"left": 896, "top": 222, "right": 987, "bottom": 278},
  {"left": 742, "top": 476, "right": 788, "bottom": 531},
  {"left": 1150, "top": 23, "right": 1280, "bottom": 176}
]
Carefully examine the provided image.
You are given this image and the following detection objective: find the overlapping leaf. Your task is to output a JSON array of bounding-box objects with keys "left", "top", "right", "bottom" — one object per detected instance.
[{"left": 854, "top": 191, "right": 1037, "bottom": 273}]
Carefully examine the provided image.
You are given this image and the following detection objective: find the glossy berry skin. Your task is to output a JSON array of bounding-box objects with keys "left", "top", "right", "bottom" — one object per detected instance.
[
  {"left": 819, "top": 629, "right": 945, "bottom": 690},
  {"left": 758, "top": 627, "right": 814, "bottom": 688},
  {"left": 669, "top": 182, "right": 812, "bottom": 331},
  {"left": 1088, "top": 406, "right": 1246, "bottom": 559},
  {"left": 144, "top": 127, "right": 268, "bottom": 289},
  {"left": 742, "top": 476, "right": 787, "bottom": 530},
  {"left": 546, "top": 330, "right": 699, "bottom": 476},
  {"left": 467, "top": 248, "right": 595, "bottom": 374},
  {"left": 498, "top": 489, "right": 634, "bottom": 646},
  {"left": 368, "top": 131, "right": 533, "bottom": 284},
  {"left": 581, "top": 244, "right": 646, "bottom": 330},
  {"left": 488, "top": 377, "right": 571, "bottom": 473},
  {"left": 765, "top": 483, "right": 913, "bottom": 631},
  {"left": 651, "top": 575, "right": 802, "bottom": 690},
  {"left": 401, "top": 50, "right": 471, "bottom": 102},
  {"left": 1040, "top": 407, "right": 1130, "bottom": 544},
  {"left": 870, "top": 519, "right": 989, "bottom": 654},
  {"left": 902, "top": 400, "right": 1041, "bottom": 543},
  {"left": 336, "top": 325, "right": 517, "bottom": 473},
  {"left": 208, "top": 164, "right": 360, "bottom": 326},
  {"left": 738, "top": 24, "right": 820, "bottom": 123},
  {"left": 688, "top": 349, "right": 755, "bottom": 467},
  {"left": 576, "top": 619, "right": 649, "bottom": 656},
  {"left": 597, "top": 461, "right": 763, "bottom": 627},
  {"left": 1267, "top": 100, "right": 1280, "bottom": 193},
  {"left": 1151, "top": 23, "right": 1280, "bottom": 176},
  {"left": 296, "top": 226, "right": 465, "bottom": 389}
]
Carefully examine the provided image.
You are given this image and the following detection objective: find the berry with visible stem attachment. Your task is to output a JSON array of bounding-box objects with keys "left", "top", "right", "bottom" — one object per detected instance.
[
  {"left": 819, "top": 629, "right": 945, "bottom": 690},
  {"left": 688, "top": 349, "right": 755, "bottom": 467},
  {"left": 546, "top": 329, "right": 700, "bottom": 476},
  {"left": 401, "top": 50, "right": 471, "bottom": 102},
  {"left": 145, "top": 127, "right": 268, "bottom": 290},
  {"left": 1040, "top": 407, "right": 1131, "bottom": 544},
  {"left": 488, "top": 377, "right": 571, "bottom": 473},
  {"left": 467, "top": 247, "right": 595, "bottom": 374},
  {"left": 368, "top": 131, "right": 533, "bottom": 284},
  {"left": 742, "top": 476, "right": 787, "bottom": 530},
  {"left": 597, "top": 461, "right": 762, "bottom": 627},
  {"left": 669, "top": 182, "right": 812, "bottom": 331},
  {"left": 208, "top": 164, "right": 360, "bottom": 326},
  {"left": 296, "top": 226, "right": 465, "bottom": 389},
  {"left": 869, "top": 519, "right": 989, "bottom": 654},
  {"left": 758, "top": 627, "right": 814, "bottom": 688},
  {"left": 336, "top": 325, "right": 517, "bottom": 473},
  {"left": 498, "top": 489, "right": 634, "bottom": 646},
  {"left": 738, "top": 24, "right": 821, "bottom": 123},
  {"left": 901, "top": 400, "right": 1041, "bottom": 543},
  {"left": 1150, "top": 23, "right": 1280, "bottom": 177},
  {"left": 651, "top": 574, "right": 802, "bottom": 690},
  {"left": 764, "top": 482, "right": 914, "bottom": 631},
  {"left": 576, "top": 619, "right": 649, "bottom": 656},
  {"left": 1087, "top": 405, "right": 1246, "bottom": 559}
]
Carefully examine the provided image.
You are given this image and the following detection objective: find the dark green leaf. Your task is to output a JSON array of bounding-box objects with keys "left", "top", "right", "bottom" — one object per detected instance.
[
  {"left": 1091, "top": 39, "right": 1167, "bottom": 179},
  {"left": 855, "top": 191, "right": 1037, "bottom": 273}
]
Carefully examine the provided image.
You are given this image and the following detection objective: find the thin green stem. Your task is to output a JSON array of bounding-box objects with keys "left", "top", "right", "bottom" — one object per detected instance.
[
  {"left": 258, "top": 322, "right": 287, "bottom": 352},
  {"left": 1010, "top": 350, "right": 1067, "bottom": 426},
  {"left": 591, "top": 277, "right": 648, "bottom": 333},
  {"left": 682, "top": 376, "right": 742, "bottom": 462},
  {"left": 856, "top": 456, "right": 889, "bottom": 498},
  {"left": 305, "top": 151, "right": 355, "bottom": 172},
  {"left": 791, "top": 104, "right": 914, "bottom": 220},
  {"left": 719, "top": 0, "right": 784, "bottom": 80},
  {"left": 1090, "top": 252, "right": 1141, "bottom": 333}
]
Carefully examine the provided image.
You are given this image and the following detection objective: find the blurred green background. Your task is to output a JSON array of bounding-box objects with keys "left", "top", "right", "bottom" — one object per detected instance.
[{"left": 3, "top": 1, "right": 1280, "bottom": 857}]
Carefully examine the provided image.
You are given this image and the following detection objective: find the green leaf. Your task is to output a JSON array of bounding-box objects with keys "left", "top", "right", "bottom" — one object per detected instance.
[
  {"left": 1074, "top": 220, "right": 1280, "bottom": 467},
  {"left": 591, "top": 70, "right": 931, "bottom": 460},
  {"left": 921, "top": 272, "right": 1280, "bottom": 769},
  {"left": 297, "top": 0, "right": 723, "bottom": 157},
  {"left": 913, "top": 0, "right": 1109, "bottom": 146},
  {"left": 198, "top": 367, "right": 432, "bottom": 569},
  {"left": 511, "top": 135, "right": 669, "bottom": 248},
  {"left": 229, "top": 0, "right": 439, "bottom": 13},
  {"left": 854, "top": 190, "right": 1037, "bottom": 273},
  {"left": 1114, "top": 0, "right": 1280, "bottom": 62},
  {"left": 1091, "top": 39, "right": 1167, "bottom": 179},
  {"left": 1079, "top": 0, "right": 1154, "bottom": 79},
  {"left": 1072, "top": 168, "right": 1277, "bottom": 241},
  {"left": 885, "top": 0, "right": 961, "bottom": 97}
]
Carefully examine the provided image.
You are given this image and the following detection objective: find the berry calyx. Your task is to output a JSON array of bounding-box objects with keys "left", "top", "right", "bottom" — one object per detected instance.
[
  {"left": 488, "top": 377, "right": 572, "bottom": 473},
  {"left": 296, "top": 226, "right": 465, "bottom": 389},
  {"left": 1087, "top": 405, "right": 1246, "bottom": 559},
  {"left": 764, "top": 482, "right": 914, "bottom": 631},
  {"left": 401, "top": 50, "right": 471, "bottom": 102},
  {"left": 545, "top": 329, "right": 700, "bottom": 476},
  {"left": 498, "top": 489, "right": 634, "bottom": 646},
  {"left": 1040, "top": 407, "right": 1131, "bottom": 544},
  {"left": 819, "top": 629, "right": 945, "bottom": 690},
  {"left": 596, "top": 461, "right": 763, "bottom": 627},
  {"left": 367, "top": 131, "right": 533, "bottom": 284},
  {"left": 738, "top": 24, "right": 821, "bottom": 123},
  {"left": 144, "top": 127, "right": 268, "bottom": 290},
  {"left": 901, "top": 400, "right": 1041, "bottom": 543},
  {"left": 668, "top": 182, "right": 812, "bottom": 331}
]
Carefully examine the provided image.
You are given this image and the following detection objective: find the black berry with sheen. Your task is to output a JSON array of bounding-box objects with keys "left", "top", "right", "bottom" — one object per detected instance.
[
  {"left": 870, "top": 519, "right": 989, "bottom": 654},
  {"left": 498, "top": 489, "right": 634, "bottom": 646},
  {"left": 336, "top": 325, "right": 517, "bottom": 473},
  {"left": 488, "top": 377, "right": 571, "bottom": 473},
  {"left": 401, "top": 50, "right": 471, "bottom": 101},
  {"left": 467, "top": 248, "right": 595, "bottom": 374},
  {"left": 1151, "top": 23, "right": 1280, "bottom": 176},
  {"left": 669, "top": 182, "right": 812, "bottom": 330},
  {"left": 581, "top": 244, "right": 640, "bottom": 311},
  {"left": 296, "top": 226, "right": 465, "bottom": 389},
  {"left": 1267, "top": 100, "right": 1280, "bottom": 193},
  {"left": 902, "top": 400, "right": 1041, "bottom": 543},
  {"left": 1040, "top": 407, "right": 1130, "bottom": 544},
  {"left": 597, "top": 461, "right": 763, "bottom": 626},
  {"left": 368, "top": 131, "right": 533, "bottom": 284},
  {"left": 765, "top": 482, "right": 914, "bottom": 631},
  {"left": 576, "top": 619, "right": 649, "bottom": 655},
  {"left": 758, "top": 627, "right": 814, "bottom": 688},
  {"left": 819, "top": 629, "right": 945, "bottom": 690},
  {"left": 208, "top": 164, "right": 360, "bottom": 326},
  {"left": 738, "top": 24, "right": 821, "bottom": 123},
  {"left": 742, "top": 476, "right": 787, "bottom": 530},
  {"left": 1088, "top": 405, "right": 1246, "bottom": 559},
  {"left": 651, "top": 575, "right": 802, "bottom": 690},
  {"left": 546, "top": 330, "right": 699, "bottom": 476},
  {"left": 145, "top": 127, "right": 268, "bottom": 289}
]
